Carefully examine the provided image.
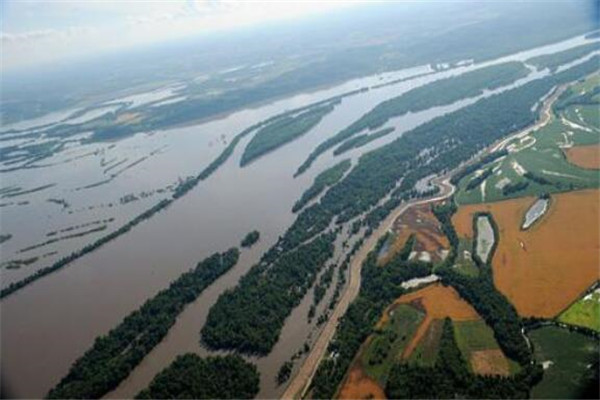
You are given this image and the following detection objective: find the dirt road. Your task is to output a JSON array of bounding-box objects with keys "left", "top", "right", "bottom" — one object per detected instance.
[{"left": 281, "top": 177, "right": 455, "bottom": 399}]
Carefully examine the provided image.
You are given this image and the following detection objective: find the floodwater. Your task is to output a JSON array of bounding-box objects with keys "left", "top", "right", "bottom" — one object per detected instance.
[
  {"left": 476, "top": 215, "right": 495, "bottom": 263},
  {"left": 522, "top": 197, "right": 550, "bottom": 229},
  {"left": 0, "top": 33, "right": 596, "bottom": 399}
]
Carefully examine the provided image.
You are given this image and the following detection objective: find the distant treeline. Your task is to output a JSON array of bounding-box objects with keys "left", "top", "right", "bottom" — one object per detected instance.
[
  {"left": 240, "top": 103, "right": 336, "bottom": 166},
  {"left": 294, "top": 61, "right": 529, "bottom": 176},
  {"left": 47, "top": 248, "right": 239, "bottom": 399},
  {"left": 527, "top": 42, "right": 599, "bottom": 72},
  {"left": 333, "top": 127, "right": 395, "bottom": 156}
]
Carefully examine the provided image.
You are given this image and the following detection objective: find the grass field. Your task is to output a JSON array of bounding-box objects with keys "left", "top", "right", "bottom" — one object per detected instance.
[
  {"left": 452, "top": 189, "right": 600, "bottom": 318},
  {"left": 529, "top": 326, "right": 599, "bottom": 399},
  {"left": 454, "top": 238, "right": 480, "bottom": 278},
  {"left": 409, "top": 318, "right": 444, "bottom": 366},
  {"left": 361, "top": 304, "right": 424, "bottom": 383},
  {"left": 454, "top": 320, "right": 510, "bottom": 375},
  {"left": 558, "top": 289, "right": 600, "bottom": 332}
]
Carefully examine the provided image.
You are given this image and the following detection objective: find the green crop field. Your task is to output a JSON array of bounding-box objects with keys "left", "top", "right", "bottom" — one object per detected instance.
[
  {"left": 361, "top": 303, "right": 424, "bottom": 384},
  {"left": 454, "top": 320, "right": 500, "bottom": 353},
  {"left": 559, "top": 290, "right": 600, "bottom": 332},
  {"left": 529, "top": 326, "right": 599, "bottom": 399},
  {"left": 455, "top": 75, "right": 600, "bottom": 205},
  {"left": 409, "top": 318, "right": 444, "bottom": 366}
]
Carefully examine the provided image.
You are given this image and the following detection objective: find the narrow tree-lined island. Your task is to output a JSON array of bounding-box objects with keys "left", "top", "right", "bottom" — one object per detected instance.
[
  {"left": 47, "top": 249, "right": 240, "bottom": 399},
  {"left": 136, "top": 354, "right": 260, "bottom": 399}
]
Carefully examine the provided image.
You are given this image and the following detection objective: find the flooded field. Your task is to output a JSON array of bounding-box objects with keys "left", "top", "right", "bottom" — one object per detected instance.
[
  {"left": 1, "top": 33, "right": 597, "bottom": 399},
  {"left": 522, "top": 197, "right": 550, "bottom": 230},
  {"left": 475, "top": 215, "right": 495, "bottom": 263}
]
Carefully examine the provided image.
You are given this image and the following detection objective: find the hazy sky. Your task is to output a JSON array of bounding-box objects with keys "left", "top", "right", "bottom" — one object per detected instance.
[{"left": 0, "top": 0, "right": 361, "bottom": 71}]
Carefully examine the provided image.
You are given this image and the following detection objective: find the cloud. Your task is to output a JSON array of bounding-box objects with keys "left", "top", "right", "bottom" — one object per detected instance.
[
  {"left": 1, "top": 26, "right": 97, "bottom": 44},
  {"left": 1, "top": 29, "right": 58, "bottom": 43}
]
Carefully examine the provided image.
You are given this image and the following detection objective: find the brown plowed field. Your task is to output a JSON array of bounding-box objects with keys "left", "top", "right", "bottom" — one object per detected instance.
[
  {"left": 452, "top": 189, "right": 600, "bottom": 317},
  {"left": 565, "top": 145, "right": 600, "bottom": 169},
  {"left": 471, "top": 350, "right": 510, "bottom": 376},
  {"left": 379, "top": 203, "right": 449, "bottom": 265},
  {"left": 337, "top": 363, "right": 386, "bottom": 400}
]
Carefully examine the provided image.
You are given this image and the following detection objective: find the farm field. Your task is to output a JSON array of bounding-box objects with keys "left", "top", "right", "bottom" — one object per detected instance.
[
  {"left": 558, "top": 288, "right": 600, "bottom": 332},
  {"left": 453, "top": 320, "right": 510, "bottom": 376},
  {"left": 452, "top": 189, "right": 600, "bottom": 317},
  {"left": 380, "top": 203, "right": 449, "bottom": 265},
  {"left": 529, "top": 326, "right": 599, "bottom": 399},
  {"left": 337, "top": 304, "right": 423, "bottom": 399},
  {"left": 408, "top": 318, "right": 444, "bottom": 366},
  {"left": 565, "top": 144, "right": 600, "bottom": 169},
  {"left": 394, "top": 283, "right": 480, "bottom": 360},
  {"left": 338, "top": 283, "right": 515, "bottom": 399}
]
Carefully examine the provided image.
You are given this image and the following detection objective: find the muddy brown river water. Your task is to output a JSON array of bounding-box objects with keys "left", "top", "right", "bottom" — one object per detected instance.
[{"left": 0, "top": 33, "right": 595, "bottom": 399}]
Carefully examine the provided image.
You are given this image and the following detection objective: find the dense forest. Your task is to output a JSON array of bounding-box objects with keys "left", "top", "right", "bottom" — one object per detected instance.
[
  {"left": 136, "top": 354, "right": 259, "bottom": 399},
  {"left": 240, "top": 103, "right": 336, "bottom": 166},
  {"left": 526, "top": 42, "right": 598, "bottom": 72},
  {"left": 47, "top": 249, "right": 240, "bottom": 399},
  {"left": 332, "top": 127, "right": 395, "bottom": 155},
  {"left": 292, "top": 159, "right": 351, "bottom": 213},
  {"left": 241, "top": 230, "right": 260, "bottom": 248},
  {"left": 201, "top": 232, "right": 335, "bottom": 355},
  {"left": 294, "top": 61, "right": 529, "bottom": 176},
  {"left": 309, "top": 264, "right": 336, "bottom": 320}
]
